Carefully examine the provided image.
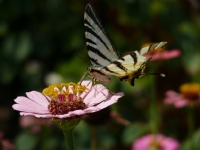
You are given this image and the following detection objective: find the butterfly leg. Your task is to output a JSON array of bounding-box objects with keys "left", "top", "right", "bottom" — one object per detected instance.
[{"left": 79, "top": 72, "right": 88, "bottom": 84}]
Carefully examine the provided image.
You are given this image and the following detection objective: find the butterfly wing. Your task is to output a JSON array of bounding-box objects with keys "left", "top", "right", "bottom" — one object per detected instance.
[
  {"left": 139, "top": 42, "right": 167, "bottom": 55},
  {"left": 84, "top": 3, "right": 122, "bottom": 68},
  {"left": 83, "top": 3, "right": 167, "bottom": 85},
  {"left": 101, "top": 42, "right": 167, "bottom": 85},
  {"left": 83, "top": 3, "right": 123, "bottom": 83}
]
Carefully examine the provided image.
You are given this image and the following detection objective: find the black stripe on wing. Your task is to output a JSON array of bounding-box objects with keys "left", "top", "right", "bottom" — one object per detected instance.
[
  {"left": 152, "top": 42, "right": 166, "bottom": 49},
  {"left": 112, "top": 61, "right": 127, "bottom": 72},
  {"left": 103, "top": 66, "right": 120, "bottom": 75},
  {"left": 85, "top": 37, "right": 96, "bottom": 45},
  {"left": 89, "top": 57, "right": 102, "bottom": 66},
  {"left": 130, "top": 52, "right": 137, "bottom": 65},
  {"left": 85, "top": 21, "right": 110, "bottom": 51},
  {"left": 90, "top": 69, "right": 105, "bottom": 75},
  {"left": 85, "top": 3, "right": 107, "bottom": 36},
  {"left": 139, "top": 42, "right": 167, "bottom": 55},
  {"left": 146, "top": 42, "right": 167, "bottom": 53},
  {"left": 85, "top": 3, "right": 122, "bottom": 59},
  {"left": 103, "top": 60, "right": 127, "bottom": 75},
  {"left": 87, "top": 45, "right": 112, "bottom": 63}
]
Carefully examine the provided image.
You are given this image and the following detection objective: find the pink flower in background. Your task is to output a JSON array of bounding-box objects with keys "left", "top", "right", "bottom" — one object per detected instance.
[
  {"left": 164, "top": 83, "right": 200, "bottom": 108},
  {"left": 144, "top": 49, "right": 181, "bottom": 61},
  {"left": 132, "top": 134, "right": 179, "bottom": 150},
  {"left": 142, "top": 43, "right": 181, "bottom": 61},
  {"left": 0, "top": 132, "right": 15, "bottom": 150},
  {"left": 20, "top": 116, "right": 52, "bottom": 133},
  {"left": 12, "top": 81, "right": 124, "bottom": 118}
]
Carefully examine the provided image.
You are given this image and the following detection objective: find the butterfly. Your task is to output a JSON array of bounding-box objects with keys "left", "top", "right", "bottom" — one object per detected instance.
[{"left": 82, "top": 3, "right": 167, "bottom": 86}]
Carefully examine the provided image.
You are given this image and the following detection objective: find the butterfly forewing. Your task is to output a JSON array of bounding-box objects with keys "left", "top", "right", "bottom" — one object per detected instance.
[{"left": 84, "top": 4, "right": 121, "bottom": 68}]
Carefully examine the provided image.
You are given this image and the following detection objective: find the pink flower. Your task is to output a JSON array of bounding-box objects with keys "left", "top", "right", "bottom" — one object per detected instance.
[
  {"left": 19, "top": 116, "right": 52, "bottom": 133},
  {"left": 0, "top": 131, "right": 15, "bottom": 150},
  {"left": 144, "top": 48, "right": 181, "bottom": 61},
  {"left": 12, "top": 81, "right": 124, "bottom": 118},
  {"left": 164, "top": 83, "right": 200, "bottom": 108},
  {"left": 132, "top": 134, "right": 179, "bottom": 150}
]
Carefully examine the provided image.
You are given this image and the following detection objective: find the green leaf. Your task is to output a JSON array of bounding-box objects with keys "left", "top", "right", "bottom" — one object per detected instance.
[
  {"left": 15, "top": 131, "right": 38, "bottom": 150},
  {"left": 122, "top": 123, "right": 150, "bottom": 145}
]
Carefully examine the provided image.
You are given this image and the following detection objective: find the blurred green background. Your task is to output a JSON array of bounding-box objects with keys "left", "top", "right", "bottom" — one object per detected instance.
[{"left": 1, "top": 0, "right": 200, "bottom": 150}]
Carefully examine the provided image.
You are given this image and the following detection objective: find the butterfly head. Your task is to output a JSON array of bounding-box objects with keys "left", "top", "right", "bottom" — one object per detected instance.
[{"left": 87, "top": 66, "right": 93, "bottom": 72}]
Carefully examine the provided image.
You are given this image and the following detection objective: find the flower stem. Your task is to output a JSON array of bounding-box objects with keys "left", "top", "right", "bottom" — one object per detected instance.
[
  {"left": 91, "top": 127, "right": 97, "bottom": 150},
  {"left": 63, "top": 129, "right": 75, "bottom": 150},
  {"left": 187, "top": 106, "right": 194, "bottom": 150},
  {"left": 149, "top": 75, "right": 160, "bottom": 134},
  {"left": 187, "top": 107, "right": 194, "bottom": 137}
]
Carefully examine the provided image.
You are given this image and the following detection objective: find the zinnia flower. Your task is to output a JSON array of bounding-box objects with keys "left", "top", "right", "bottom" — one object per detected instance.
[
  {"left": 164, "top": 83, "right": 200, "bottom": 108},
  {"left": 0, "top": 132, "right": 15, "bottom": 150},
  {"left": 142, "top": 43, "right": 180, "bottom": 61},
  {"left": 132, "top": 134, "right": 179, "bottom": 150},
  {"left": 12, "top": 81, "right": 124, "bottom": 118}
]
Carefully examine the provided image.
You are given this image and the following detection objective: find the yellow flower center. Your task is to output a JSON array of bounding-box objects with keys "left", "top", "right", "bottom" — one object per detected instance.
[
  {"left": 42, "top": 83, "right": 88, "bottom": 115},
  {"left": 180, "top": 83, "right": 200, "bottom": 100}
]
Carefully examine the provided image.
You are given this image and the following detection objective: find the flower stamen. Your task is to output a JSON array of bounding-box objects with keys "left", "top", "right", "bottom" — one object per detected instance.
[{"left": 43, "top": 83, "right": 87, "bottom": 115}]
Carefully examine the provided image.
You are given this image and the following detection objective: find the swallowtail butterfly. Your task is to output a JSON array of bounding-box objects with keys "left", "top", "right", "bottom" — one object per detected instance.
[{"left": 82, "top": 3, "right": 167, "bottom": 86}]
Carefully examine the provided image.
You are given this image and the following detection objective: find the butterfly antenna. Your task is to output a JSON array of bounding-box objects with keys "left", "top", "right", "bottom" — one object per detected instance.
[
  {"left": 148, "top": 72, "right": 166, "bottom": 77},
  {"left": 71, "top": 49, "right": 90, "bottom": 65}
]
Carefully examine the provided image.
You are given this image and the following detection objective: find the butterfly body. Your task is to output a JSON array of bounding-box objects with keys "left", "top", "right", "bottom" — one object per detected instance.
[{"left": 87, "top": 67, "right": 111, "bottom": 84}]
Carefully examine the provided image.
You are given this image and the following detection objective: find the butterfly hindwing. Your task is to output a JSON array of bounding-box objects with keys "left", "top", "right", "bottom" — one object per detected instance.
[
  {"left": 101, "top": 42, "right": 167, "bottom": 85},
  {"left": 139, "top": 42, "right": 167, "bottom": 55}
]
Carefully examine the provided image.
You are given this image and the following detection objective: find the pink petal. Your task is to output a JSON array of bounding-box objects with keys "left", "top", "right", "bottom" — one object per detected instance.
[
  {"left": 87, "top": 91, "right": 109, "bottom": 106},
  {"left": 53, "top": 107, "right": 101, "bottom": 118},
  {"left": 13, "top": 91, "right": 50, "bottom": 115},
  {"left": 83, "top": 84, "right": 108, "bottom": 105},
  {"left": 164, "top": 90, "right": 182, "bottom": 103},
  {"left": 80, "top": 80, "right": 92, "bottom": 89},
  {"left": 133, "top": 134, "right": 152, "bottom": 149},
  {"left": 79, "top": 80, "right": 93, "bottom": 98},
  {"left": 163, "top": 90, "right": 189, "bottom": 108},
  {"left": 164, "top": 49, "right": 181, "bottom": 59},
  {"left": 83, "top": 106, "right": 100, "bottom": 112},
  {"left": 26, "top": 91, "right": 50, "bottom": 107},
  {"left": 174, "top": 100, "right": 188, "bottom": 108},
  {"left": 165, "top": 90, "right": 180, "bottom": 97},
  {"left": 149, "top": 49, "right": 181, "bottom": 61},
  {"left": 162, "top": 137, "right": 180, "bottom": 150},
  {"left": 20, "top": 116, "right": 36, "bottom": 127},
  {"left": 13, "top": 104, "right": 49, "bottom": 114},
  {"left": 20, "top": 106, "right": 101, "bottom": 119},
  {"left": 96, "top": 92, "right": 124, "bottom": 109},
  {"left": 14, "top": 96, "right": 47, "bottom": 110},
  {"left": 20, "top": 112, "right": 52, "bottom": 118},
  {"left": 61, "top": 110, "right": 85, "bottom": 117},
  {"left": 132, "top": 134, "right": 179, "bottom": 150}
]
